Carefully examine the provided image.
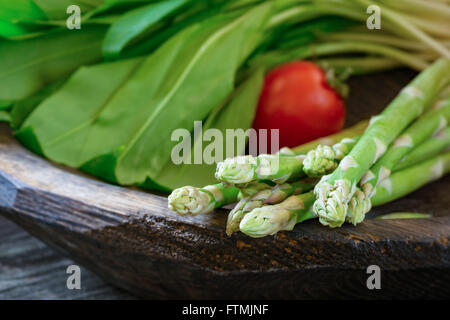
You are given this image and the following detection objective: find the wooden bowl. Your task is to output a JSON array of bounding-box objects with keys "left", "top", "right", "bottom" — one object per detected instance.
[{"left": 0, "top": 69, "right": 449, "bottom": 299}]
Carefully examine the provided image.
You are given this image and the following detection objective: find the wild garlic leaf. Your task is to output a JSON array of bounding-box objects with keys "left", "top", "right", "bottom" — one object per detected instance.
[
  {"left": 0, "top": 0, "right": 46, "bottom": 20},
  {"left": 113, "top": 3, "right": 271, "bottom": 185},
  {"left": 151, "top": 69, "right": 264, "bottom": 190},
  {"left": 17, "top": 57, "right": 143, "bottom": 167},
  {"left": 17, "top": 4, "right": 271, "bottom": 191},
  {"left": 10, "top": 79, "right": 65, "bottom": 129},
  {"left": 0, "top": 25, "right": 106, "bottom": 101},
  {"left": 102, "top": 0, "right": 189, "bottom": 59},
  {"left": 0, "top": 0, "right": 46, "bottom": 37}
]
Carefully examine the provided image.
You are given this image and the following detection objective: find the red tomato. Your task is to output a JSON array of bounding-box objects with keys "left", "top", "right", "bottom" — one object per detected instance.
[{"left": 252, "top": 61, "right": 345, "bottom": 151}]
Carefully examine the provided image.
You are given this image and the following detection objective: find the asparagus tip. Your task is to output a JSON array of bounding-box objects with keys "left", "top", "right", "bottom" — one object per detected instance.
[
  {"left": 313, "top": 179, "right": 351, "bottom": 228},
  {"left": 303, "top": 145, "right": 339, "bottom": 178},
  {"left": 239, "top": 206, "right": 295, "bottom": 238},
  {"left": 215, "top": 155, "right": 256, "bottom": 186},
  {"left": 168, "top": 186, "right": 213, "bottom": 216}
]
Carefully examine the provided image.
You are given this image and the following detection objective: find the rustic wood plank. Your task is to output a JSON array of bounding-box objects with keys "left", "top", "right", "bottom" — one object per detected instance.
[
  {"left": 0, "top": 69, "right": 448, "bottom": 299},
  {"left": 0, "top": 216, "right": 135, "bottom": 299}
]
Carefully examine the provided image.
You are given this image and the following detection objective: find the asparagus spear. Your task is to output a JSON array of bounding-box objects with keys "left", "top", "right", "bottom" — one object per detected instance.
[
  {"left": 226, "top": 180, "right": 315, "bottom": 235},
  {"left": 240, "top": 151, "right": 450, "bottom": 237},
  {"left": 169, "top": 121, "right": 368, "bottom": 215},
  {"left": 313, "top": 58, "right": 450, "bottom": 228},
  {"left": 168, "top": 181, "right": 272, "bottom": 216},
  {"left": 365, "top": 98, "right": 450, "bottom": 190},
  {"left": 240, "top": 191, "right": 316, "bottom": 238},
  {"left": 372, "top": 151, "right": 450, "bottom": 205},
  {"left": 394, "top": 126, "right": 450, "bottom": 171},
  {"left": 303, "top": 136, "right": 359, "bottom": 177},
  {"left": 376, "top": 212, "right": 432, "bottom": 220},
  {"left": 347, "top": 97, "right": 450, "bottom": 224},
  {"left": 168, "top": 183, "right": 240, "bottom": 216},
  {"left": 215, "top": 154, "right": 306, "bottom": 187}
]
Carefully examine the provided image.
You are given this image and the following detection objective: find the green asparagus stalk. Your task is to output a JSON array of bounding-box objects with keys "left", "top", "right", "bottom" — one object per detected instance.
[
  {"left": 168, "top": 183, "right": 241, "bottom": 216},
  {"left": 303, "top": 136, "right": 359, "bottom": 177},
  {"left": 215, "top": 120, "right": 370, "bottom": 187},
  {"left": 168, "top": 181, "right": 272, "bottom": 216},
  {"left": 364, "top": 98, "right": 450, "bottom": 190},
  {"left": 375, "top": 212, "right": 432, "bottom": 220},
  {"left": 241, "top": 151, "right": 450, "bottom": 237},
  {"left": 313, "top": 58, "right": 450, "bottom": 228},
  {"left": 215, "top": 154, "right": 306, "bottom": 187},
  {"left": 372, "top": 151, "right": 450, "bottom": 205},
  {"left": 240, "top": 191, "right": 316, "bottom": 238},
  {"left": 394, "top": 126, "right": 450, "bottom": 171},
  {"left": 347, "top": 97, "right": 450, "bottom": 223},
  {"left": 226, "top": 179, "right": 315, "bottom": 235},
  {"left": 169, "top": 121, "right": 368, "bottom": 215}
]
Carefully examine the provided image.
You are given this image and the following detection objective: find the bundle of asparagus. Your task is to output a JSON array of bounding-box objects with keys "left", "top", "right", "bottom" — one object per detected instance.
[{"left": 168, "top": 58, "right": 450, "bottom": 237}]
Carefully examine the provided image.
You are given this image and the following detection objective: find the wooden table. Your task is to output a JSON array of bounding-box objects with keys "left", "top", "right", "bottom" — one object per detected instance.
[{"left": 0, "top": 216, "right": 135, "bottom": 299}]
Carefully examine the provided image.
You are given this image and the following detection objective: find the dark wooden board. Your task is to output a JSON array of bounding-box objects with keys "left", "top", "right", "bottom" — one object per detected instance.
[{"left": 0, "top": 69, "right": 449, "bottom": 299}]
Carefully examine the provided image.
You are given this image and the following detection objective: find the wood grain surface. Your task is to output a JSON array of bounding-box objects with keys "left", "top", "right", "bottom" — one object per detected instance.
[
  {"left": 0, "top": 69, "right": 449, "bottom": 299},
  {"left": 0, "top": 216, "right": 135, "bottom": 299}
]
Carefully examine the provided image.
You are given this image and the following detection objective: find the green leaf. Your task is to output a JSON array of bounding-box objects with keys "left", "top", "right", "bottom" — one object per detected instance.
[
  {"left": 113, "top": 4, "right": 271, "bottom": 185},
  {"left": 152, "top": 68, "right": 264, "bottom": 190},
  {"left": 10, "top": 79, "right": 65, "bottom": 129},
  {"left": 102, "top": 0, "right": 189, "bottom": 59},
  {"left": 0, "top": 0, "right": 46, "bottom": 21},
  {"left": 0, "top": 25, "right": 106, "bottom": 101},
  {"left": 0, "top": 0, "right": 47, "bottom": 38},
  {"left": 19, "top": 4, "right": 271, "bottom": 191},
  {"left": 18, "top": 57, "right": 143, "bottom": 167}
]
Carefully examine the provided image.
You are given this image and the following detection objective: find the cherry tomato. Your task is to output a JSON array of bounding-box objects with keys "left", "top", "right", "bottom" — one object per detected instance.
[{"left": 252, "top": 61, "right": 345, "bottom": 151}]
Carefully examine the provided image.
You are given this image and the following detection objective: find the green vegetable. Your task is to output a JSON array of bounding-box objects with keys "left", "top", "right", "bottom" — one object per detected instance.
[
  {"left": 365, "top": 97, "right": 450, "bottom": 191},
  {"left": 216, "top": 154, "right": 305, "bottom": 187},
  {"left": 303, "top": 136, "right": 359, "bottom": 178},
  {"left": 152, "top": 68, "right": 264, "bottom": 190},
  {"left": 240, "top": 151, "right": 450, "bottom": 237},
  {"left": 394, "top": 127, "right": 450, "bottom": 171},
  {"left": 313, "top": 58, "right": 450, "bottom": 228},
  {"left": 0, "top": 0, "right": 46, "bottom": 38},
  {"left": 226, "top": 180, "right": 315, "bottom": 235},
  {"left": 372, "top": 151, "right": 450, "bottom": 206},
  {"left": 240, "top": 191, "right": 316, "bottom": 238},
  {"left": 102, "top": 0, "right": 189, "bottom": 59},
  {"left": 168, "top": 183, "right": 241, "bottom": 216},
  {"left": 18, "top": 4, "right": 272, "bottom": 190},
  {"left": 0, "top": 26, "right": 106, "bottom": 101},
  {"left": 113, "top": 5, "right": 272, "bottom": 186},
  {"left": 16, "top": 57, "right": 144, "bottom": 168},
  {"left": 375, "top": 212, "right": 432, "bottom": 220},
  {"left": 168, "top": 121, "right": 369, "bottom": 216},
  {"left": 347, "top": 97, "right": 450, "bottom": 223},
  {"left": 9, "top": 79, "right": 65, "bottom": 129}
]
